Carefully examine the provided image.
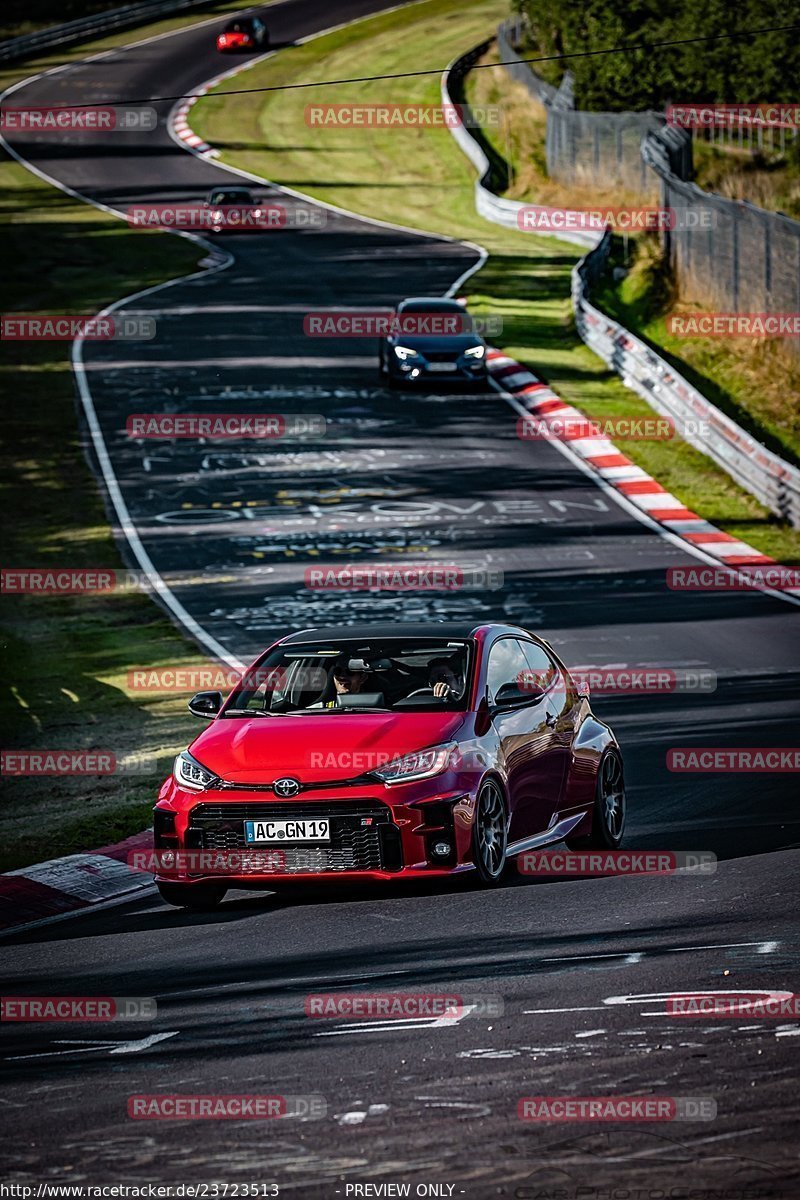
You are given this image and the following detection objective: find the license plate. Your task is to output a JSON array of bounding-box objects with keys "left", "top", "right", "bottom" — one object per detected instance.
[
  {"left": 244, "top": 818, "right": 330, "bottom": 844},
  {"left": 427, "top": 362, "right": 457, "bottom": 372}
]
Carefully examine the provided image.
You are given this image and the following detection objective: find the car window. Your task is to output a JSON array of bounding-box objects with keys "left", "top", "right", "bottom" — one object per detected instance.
[
  {"left": 209, "top": 190, "right": 252, "bottom": 205},
  {"left": 400, "top": 301, "right": 463, "bottom": 314},
  {"left": 224, "top": 639, "right": 473, "bottom": 715},
  {"left": 485, "top": 638, "right": 532, "bottom": 703},
  {"left": 519, "top": 640, "right": 557, "bottom": 693}
]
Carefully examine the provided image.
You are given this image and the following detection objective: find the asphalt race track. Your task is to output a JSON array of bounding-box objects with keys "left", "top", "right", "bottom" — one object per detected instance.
[{"left": 1, "top": 2, "right": 799, "bottom": 1195}]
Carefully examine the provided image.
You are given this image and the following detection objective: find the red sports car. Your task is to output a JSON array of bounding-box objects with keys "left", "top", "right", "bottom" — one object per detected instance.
[
  {"left": 152, "top": 623, "right": 626, "bottom": 908},
  {"left": 216, "top": 15, "right": 269, "bottom": 53}
]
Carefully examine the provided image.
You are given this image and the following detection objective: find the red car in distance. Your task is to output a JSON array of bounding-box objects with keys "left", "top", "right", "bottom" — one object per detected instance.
[
  {"left": 216, "top": 15, "right": 269, "bottom": 53},
  {"left": 152, "top": 623, "right": 626, "bottom": 909}
]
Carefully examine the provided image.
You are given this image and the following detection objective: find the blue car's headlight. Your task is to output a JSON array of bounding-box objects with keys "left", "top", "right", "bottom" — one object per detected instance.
[
  {"left": 394, "top": 345, "right": 422, "bottom": 360},
  {"left": 464, "top": 345, "right": 485, "bottom": 359}
]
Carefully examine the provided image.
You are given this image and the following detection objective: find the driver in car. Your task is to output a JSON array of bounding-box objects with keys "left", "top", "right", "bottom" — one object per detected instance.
[{"left": 428, "top": 658, "right": 460, "bottom": 699}]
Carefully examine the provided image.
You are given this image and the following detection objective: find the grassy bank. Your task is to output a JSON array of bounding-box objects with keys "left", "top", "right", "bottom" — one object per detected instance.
[
  {"left": 466, "top": 44, "right": 800, "bottom": 470},
  {"left": 0, "top": 5, "right": 248, "bottom": 871},
  {"left": 0, "top": 161, "right": 212, "bottom": 871},
  {"left": 191, "top": 0, "right": 800, "bottom": 563},
  {"left": 692, "top": 138, "right": 800, "bottom": 222}
]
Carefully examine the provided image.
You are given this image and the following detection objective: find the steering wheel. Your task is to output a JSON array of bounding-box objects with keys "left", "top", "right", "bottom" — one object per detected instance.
[{"left": 405, "top": 687, "right": 443, "bottom": 700}]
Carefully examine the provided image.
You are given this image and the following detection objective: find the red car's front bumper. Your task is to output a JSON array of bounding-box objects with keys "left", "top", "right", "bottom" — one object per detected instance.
[{"left": 150, "top": 776, "right": 480, "bottom": 887}]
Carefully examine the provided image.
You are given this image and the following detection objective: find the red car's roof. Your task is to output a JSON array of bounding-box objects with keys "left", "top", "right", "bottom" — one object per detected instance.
[{"left": 278, "top": 621, "right": 523, "bottom": 644}]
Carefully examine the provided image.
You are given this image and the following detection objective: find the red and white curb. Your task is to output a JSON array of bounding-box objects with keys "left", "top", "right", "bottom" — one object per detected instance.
[
  {"left": 172, "top": 85, "right": 216, "bottom": 155},
  {"left": 170, "top": 47, "right": 278, "bottom": 158},
  {"left": 0, "top": 831, "right": 153, "bottom": 931},
  {"left": 486, "top": 350, "right": 797, "bottom": 584}
]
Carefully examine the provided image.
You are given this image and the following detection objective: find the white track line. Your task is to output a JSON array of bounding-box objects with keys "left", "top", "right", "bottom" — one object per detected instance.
[
  {"left": 165, "top": 0, "right": 489, "bottom": 291},
  {"left": 6, "top": 0, "right": 796, "bottom": 694},
  {"left": 0, "top": 2, "right": 486, "bottom": 673},
  {"left": 0, "top": 14, "right": 257, "bottom": 668},
  {"left": 173, "top": 16, "right": 800, "bottom": 611}
]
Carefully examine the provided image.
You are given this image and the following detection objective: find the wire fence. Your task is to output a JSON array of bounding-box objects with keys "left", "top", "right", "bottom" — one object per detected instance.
[
  {"left": 546, "top": 108, "right": 664, "bottom": 198},
  {"left": 497, "top": 18, "right": 800, "bottom": 360},
  {"left": 496, "top": 18, "right": 561, "bottom": 108},
  {"left": 644, "top": 129, "right": 800, "bottom": 359},
  {"left": 497, "top": 20, "right": 667, "bottom": 198},
  {"left": 446, "top": 37, "right": 800, "bottom": 520},
  {"left": 573, "top": 233, "right": 800, "bottom": 527}
]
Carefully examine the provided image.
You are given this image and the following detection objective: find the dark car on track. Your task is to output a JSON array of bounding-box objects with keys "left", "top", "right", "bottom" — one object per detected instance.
[
  {"left": 378, "top": 297, "right": 488, "bottom": 388},
  {"left": 152, "top": 622, "right": 626, "bottom": 909},
  {"left": 216, "top": 15, "right": 269, "bottom": 52},
  {"left": 202, "top": 186, "right": 274, "bottom": 233}
]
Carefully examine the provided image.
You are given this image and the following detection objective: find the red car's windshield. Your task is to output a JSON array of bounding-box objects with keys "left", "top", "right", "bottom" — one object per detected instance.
[{"left": 224, "top": 639, "right": 473, "bottom": 715}]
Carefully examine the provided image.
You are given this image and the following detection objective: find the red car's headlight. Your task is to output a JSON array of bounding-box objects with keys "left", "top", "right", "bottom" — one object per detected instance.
[
  {"left": 173, "top": 751, "right": 217, "bottom": 792},
  {"left": 372, "top": 744, "right": 456, "bottom": 786}
]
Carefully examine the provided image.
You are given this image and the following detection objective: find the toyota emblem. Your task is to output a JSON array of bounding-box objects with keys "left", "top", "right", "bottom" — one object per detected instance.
[{"left": 273, "top": 777, "right": 301, "bottom": 798}]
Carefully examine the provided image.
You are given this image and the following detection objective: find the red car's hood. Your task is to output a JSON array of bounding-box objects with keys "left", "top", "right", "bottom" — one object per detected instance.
[{"left": 189, "top": 711, "right": 467, "bottom": 784}]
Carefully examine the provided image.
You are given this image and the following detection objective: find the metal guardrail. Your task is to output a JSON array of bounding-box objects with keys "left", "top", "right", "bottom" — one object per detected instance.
[
  {"left": 573, "top": 238, "right": 800, "bottom": 527},
  {"left": 0, "top": 0, "right": 218, "bottom": 63},
  {"left": 442, "top": 47, "right": 598, "bottom": 250},
  {"left": 443, "top": 43, "right": 800, "bottom": 529}
]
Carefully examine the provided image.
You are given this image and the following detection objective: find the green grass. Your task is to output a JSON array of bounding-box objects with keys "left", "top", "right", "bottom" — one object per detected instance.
[
  {"left": 0, "top": 5, "right": 255, "bottom": 871},
  {"left": 592, "top": 237, "right": 800, "bottom": 468},
  {"left": 191, "top": 0, "right": 800, "bottom": 564},
  {"left": 0, "top": 162, "right": 211, "bottom": 870}
]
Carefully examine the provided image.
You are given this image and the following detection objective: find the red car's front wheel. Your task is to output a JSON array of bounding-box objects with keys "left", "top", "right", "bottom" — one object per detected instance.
[{"left": 472, "top": 780, "right": 508, "bottom": 885}]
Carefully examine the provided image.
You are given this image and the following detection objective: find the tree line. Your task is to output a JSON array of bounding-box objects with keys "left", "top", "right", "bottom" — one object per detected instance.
[{"left": 511, "top": 0, "right": 800, "bottom": 112}]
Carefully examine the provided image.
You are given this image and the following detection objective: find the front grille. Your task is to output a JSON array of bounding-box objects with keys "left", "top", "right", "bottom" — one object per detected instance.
[
  {"left": 188, "top": 800, "right": 401, "bottom": 873},
  {"left": 215, "top": 777, "right": 359, "bottom": 793}
]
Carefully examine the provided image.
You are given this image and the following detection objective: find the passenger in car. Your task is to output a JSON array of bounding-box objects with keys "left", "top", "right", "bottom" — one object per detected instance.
[{"left": 312, "top": 658, "right": 370, "bottom": 708}]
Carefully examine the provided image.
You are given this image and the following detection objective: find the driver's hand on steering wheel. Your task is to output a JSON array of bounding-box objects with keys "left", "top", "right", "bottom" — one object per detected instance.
[{"left": 432, "top": 681, "right": 452, "bottom": 698}]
